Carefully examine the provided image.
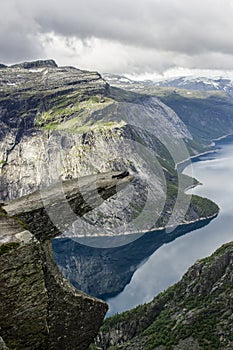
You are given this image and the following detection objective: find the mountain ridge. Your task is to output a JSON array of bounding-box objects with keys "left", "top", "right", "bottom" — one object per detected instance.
[
  {"left": 0, "top": 60, "right": 216, "bottom": 238},
  {"left": 1, "top": 59, "right": 231, "bottom": 350},
  {"left": 94, "top": 241, "right": 233, "bottom": 350}
]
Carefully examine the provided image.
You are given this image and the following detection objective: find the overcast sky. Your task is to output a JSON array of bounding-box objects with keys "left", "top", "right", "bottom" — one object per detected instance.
[{"left": 2, "top": 0, "right": 233, "bottom": 78}]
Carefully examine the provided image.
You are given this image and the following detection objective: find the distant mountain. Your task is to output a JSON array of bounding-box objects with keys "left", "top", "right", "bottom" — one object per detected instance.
[
  {"left": 103, "top": 73, "right": 233, "bottom": 146},
  {"left": 102, "top": 73, "right": 146, "bottom": 90},
  {"left": 103, "top": 73, "right": 233, "bottom": 96},
  {"left": 155, "top": 76, "right": 233, "bottom": 96}
]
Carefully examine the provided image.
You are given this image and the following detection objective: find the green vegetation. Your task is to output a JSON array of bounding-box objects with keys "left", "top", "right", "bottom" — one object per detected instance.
[
  {"left": 187, "top": 194, "right": 219, "bottom": 218},
  {"left": 143, "top": 308, "right": 222, "bottom": 349},
  {"left": 202, "top": 241, "right": 233, "bottom": 264},
  {"left": 166, "top": 183, "right": 178, "bottom": 200},
  {"left": 34, "top": 91, "right": 130, "bottom": 135},
  {"left": 155, "top": 179, "right": 218, "bottom": 228},
  {"left": 35, "top": 95, "right": 114, "bottom": 129},
  {"left": 109, "top": 86, "right": 141, "bottom": 103},
  {"left": 54, "top": 118, "right": 126, "bottom": 134},
  {"left": 147, "top": 86, "right": 227, "bottom": 100},
  {"left": 14, "top": 218, "right": 29, "bottom": 230},
  {"left": 156, "top": 91, "right": 233, "bottom": 145},
  {"left": 96, "top": 242, "right": 233, "bottom": 350},
  {"left": 184, "top": 138, "right": 208, "bottom": 155},
  {"left": 0, "top": 242, "right": 20, "bottom": 255}
]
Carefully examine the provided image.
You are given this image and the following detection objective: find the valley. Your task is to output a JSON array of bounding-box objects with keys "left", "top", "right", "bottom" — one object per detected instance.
[{"left": 1, "top": 60, "right": 233, "bottom": 350}]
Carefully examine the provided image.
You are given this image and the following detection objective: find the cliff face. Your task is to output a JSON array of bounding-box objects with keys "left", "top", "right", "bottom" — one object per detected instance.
[
  {"left": 0, "top": 171, "right": 133, "bottom": 350},
  {"left": 95, "top": 241, "right": 233, "bottom": 350},
  {"left": 0, "top": 62, "right": 108, "bottom": 200},
  {"left": 0, "top": 60, "right": 218, "bottom": 238},
  {"left": 0, "top": 60, "right": 224, "bottom": 349}
]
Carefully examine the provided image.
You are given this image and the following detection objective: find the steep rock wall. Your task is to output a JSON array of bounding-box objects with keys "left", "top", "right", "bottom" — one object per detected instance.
[
  {"left": 95, "top": 242, "right": 233, "bottom": 350},
  {"left": 0, "top": 171, "right": 132, "bottom": 350}
]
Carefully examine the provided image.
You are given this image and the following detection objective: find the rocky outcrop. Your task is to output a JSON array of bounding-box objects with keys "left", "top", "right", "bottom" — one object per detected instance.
[
  {"left": 3, "top": 171, "right": 133, "bottom": 241},
  {"left": 10, "top": 59, "right": 58, "bottom": 69},
  {"left": 0, "top": 60, "right": 196, "bottom": 234},
  {"left": 0, "top": 61, "right": 108, "bottom": 201},
  {"left": 0, "top": 171, "right": 133, "bottom": 350},
  {"left": 0, "top": 60, "right": 228, "bottom": 350},
  {"left": 0, "top": 60, "right": 220, "bottom": 241},
  {"left": 95, "top": 241, "right": 233, "bottom": 350}
]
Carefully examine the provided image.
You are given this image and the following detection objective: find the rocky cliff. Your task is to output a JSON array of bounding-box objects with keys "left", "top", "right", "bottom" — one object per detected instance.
[
  {"left": 0, "top": 60, "right": 219, "bottom": 238},
  {"left": 94, "top": 241, "right": 233, "bottom": 350},
  {"left": 0, "top": 60, "right": 108, "bottom": 200},
  {"left": 0, "top": 171, "right": 133, "bottom": 350},
  {"left": 0, "top": 60, "right": 224, "bottom": 349}
]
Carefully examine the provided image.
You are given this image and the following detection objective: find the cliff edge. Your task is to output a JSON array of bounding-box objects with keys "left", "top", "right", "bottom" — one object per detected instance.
[{"left": 0, "top": 171, "right": 133, "bottom": 350}]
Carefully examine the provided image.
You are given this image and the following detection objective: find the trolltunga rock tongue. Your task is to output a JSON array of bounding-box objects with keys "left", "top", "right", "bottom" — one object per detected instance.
[
  {"left": 3, "top": 171, "right": 133, "bottom": 241},
  {"left": 0, "top": 171, "right": 133, "bottom": 350}
]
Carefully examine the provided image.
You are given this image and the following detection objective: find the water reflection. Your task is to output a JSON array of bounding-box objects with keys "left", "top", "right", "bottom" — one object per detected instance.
[
  {"left": 53, "top": 138, "right": 233, "bottom": 317},
  {"left": 106, "top": 139, "right": 233, "bottom": 315},
  {"left": 53, "top": 218, "right": 212, "bottom": 300}
]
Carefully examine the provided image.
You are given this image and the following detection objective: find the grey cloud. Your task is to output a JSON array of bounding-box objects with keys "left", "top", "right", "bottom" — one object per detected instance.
[
  {"left": 1, "top": 0, "right": 233, "bottom": 73},
  {"left": 0, "top": 31, "right": 43, "bottom": 63},
  {"left": 32, "top": 0, "right": 233, "bottom": 54},
  {"left": 0, "top": 0, "right": 44, "bottom": 63}
]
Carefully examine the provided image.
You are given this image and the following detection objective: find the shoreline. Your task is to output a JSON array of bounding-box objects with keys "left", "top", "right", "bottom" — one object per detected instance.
[
  {"left": 176, "top": 133, "right": 233, "bottom": 173},
  {"left": 62, "top": 210, "right": 219, "bottom": 240},
  {"left": 61, "top": 135, "right": 232, "bottom": 242},
  {"left": 102, "top": 134, "right": 233, "bottom": 319},
  {"left": 176, "top": 149, "right": 217, "bottom": 172},
  {"left": 212, "top": 133, "right": 233, "bottom": 143}
]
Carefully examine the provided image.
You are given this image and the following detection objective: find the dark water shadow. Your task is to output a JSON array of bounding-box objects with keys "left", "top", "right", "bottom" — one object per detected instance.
[{"left": 52, "top": 217, "right": 215, "bottom": 300}]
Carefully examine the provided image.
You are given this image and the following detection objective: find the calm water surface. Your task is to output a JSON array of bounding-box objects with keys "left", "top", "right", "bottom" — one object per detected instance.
[{"left": 106, "top": 141, "right": 233, "bottom": 316}]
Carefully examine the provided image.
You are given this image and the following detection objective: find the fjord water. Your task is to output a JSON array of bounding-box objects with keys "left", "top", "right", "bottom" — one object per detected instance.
[{"left": 106, "top": 139, "right": 233, "bottom": 316}]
